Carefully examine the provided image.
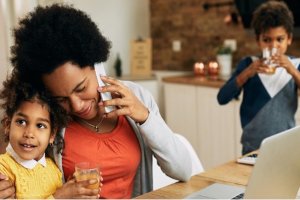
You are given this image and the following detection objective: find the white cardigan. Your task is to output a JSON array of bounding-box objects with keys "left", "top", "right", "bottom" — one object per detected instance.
[{"left": 51, "top": 81, "right": 192, "bottom": 197}]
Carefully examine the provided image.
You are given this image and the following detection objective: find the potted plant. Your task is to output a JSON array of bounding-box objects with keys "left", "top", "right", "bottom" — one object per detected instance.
[
  {"left": 216, "top": 45, "right": 232, "bottom": 79},
  {"left": 217, "top": 45, "right": 232, "bottom": 55}
]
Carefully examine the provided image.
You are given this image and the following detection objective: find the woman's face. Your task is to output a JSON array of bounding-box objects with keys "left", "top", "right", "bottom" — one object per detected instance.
[{"left": 42, "top": 62, "right": 100, "bottom": 120}]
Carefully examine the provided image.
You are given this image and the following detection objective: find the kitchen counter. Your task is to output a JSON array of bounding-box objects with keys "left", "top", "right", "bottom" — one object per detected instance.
[
  {"left": 117, "top": 74, "right": 156, "bottom": 81},
  {"left": 162, "top": 75, "right": 226, "bottom": 88}
]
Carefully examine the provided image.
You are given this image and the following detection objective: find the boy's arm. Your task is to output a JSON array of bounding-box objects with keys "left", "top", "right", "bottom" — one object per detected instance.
[
  {"left": 217, "top": 57, "right": 267, "bottom": 105},
  {"left": 236, "top": 58, "right": 270, "bottom": 87},
  {"left": 217, "top": 57, "right": 253, "bottom": 105},
  {"left": 289, "top": 67, "right": 300, "bottom": 87},
  {"left": 276, "top": 55, "right": 300, "bottom": 87},
  {"left": 236, "top": 67, "right": 253, "bottom": 87}
]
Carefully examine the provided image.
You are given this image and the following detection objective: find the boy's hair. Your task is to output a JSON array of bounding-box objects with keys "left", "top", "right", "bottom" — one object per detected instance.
[
  {"left": 251, "top": 1, "right": 294, "bottom": 39},
  {"left": 0, "top": 69, "right": 68, "bottom": 135},
  {"left": 11, "top": 4, "right": 111, "bottom": 87}
]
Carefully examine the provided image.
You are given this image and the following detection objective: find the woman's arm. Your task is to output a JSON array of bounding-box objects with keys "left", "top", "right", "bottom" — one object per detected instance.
[
  {"left": 0, "top": 174, "right": 15, "bottom": 199},
  {"left": 124, "top": 81, "right": 193, "bottom": 181}
]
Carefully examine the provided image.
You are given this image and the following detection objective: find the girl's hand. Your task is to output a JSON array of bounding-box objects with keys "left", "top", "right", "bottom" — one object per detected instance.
[
  {"left": 53, "top": 177, "right": 102, "bottom": 199},
  {"left": 98, "top": 76, "right": 149, "bottom": 124}
]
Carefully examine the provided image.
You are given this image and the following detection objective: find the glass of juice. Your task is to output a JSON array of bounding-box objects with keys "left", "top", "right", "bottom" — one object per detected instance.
[
  {"left": 262, "top": 47, "right": 278, "bottom": 74},
  {"left": 74, "top": 162, "right": 100, "bottom": 189}
]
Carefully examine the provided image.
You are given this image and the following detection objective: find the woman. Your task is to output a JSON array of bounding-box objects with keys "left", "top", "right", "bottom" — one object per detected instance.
[{"left": 0, "top": 4, "right": 192, "bottom": 199}]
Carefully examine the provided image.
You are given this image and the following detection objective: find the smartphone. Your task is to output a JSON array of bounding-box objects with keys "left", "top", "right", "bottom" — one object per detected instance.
[
  {"left": 94, "top": 63, "right": 116, "bottom": 113},
  {"left": 236, "top": 153, "right": 258, "bottom": 165}
]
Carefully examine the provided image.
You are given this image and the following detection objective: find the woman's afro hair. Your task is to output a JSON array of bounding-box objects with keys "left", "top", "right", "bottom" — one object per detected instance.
[{"left": 11, "top": 4, "right": 111, "bottom": 84}]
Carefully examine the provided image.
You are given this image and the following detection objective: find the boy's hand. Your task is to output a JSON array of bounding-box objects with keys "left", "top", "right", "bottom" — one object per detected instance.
[
  {"left": 236, "top": 58, "right": 271, "bottom": 87},
  {"left": 273, "top": 53, "right": 295, "bottom": 74},
  {"left": 247, "top": 59, "right": 270, "bottom": 77},
  {"left": 0, "top": 174, "right": 15, "bottom": 199}
]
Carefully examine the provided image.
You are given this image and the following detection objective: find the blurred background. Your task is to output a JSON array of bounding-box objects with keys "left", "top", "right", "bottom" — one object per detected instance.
[{"left": 1, "top": 0, "right": 300, "bottom": 168}]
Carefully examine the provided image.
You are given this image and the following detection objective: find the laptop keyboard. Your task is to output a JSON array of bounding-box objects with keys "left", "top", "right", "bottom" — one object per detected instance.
[{"left": 232, "top": 192, "right": 244, "bottom": 199}]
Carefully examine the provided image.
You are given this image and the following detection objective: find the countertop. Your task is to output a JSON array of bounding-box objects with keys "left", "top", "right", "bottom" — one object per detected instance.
[
  {"left": 162, "top": 75, "right": 226, "bottom": 88},
  {"left": 117, "top": 74, "right": 156, "bottom": 81}
]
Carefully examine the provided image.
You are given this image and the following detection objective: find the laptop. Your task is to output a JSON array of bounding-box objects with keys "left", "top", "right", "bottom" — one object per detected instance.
[{"left": 185, "top": 126, "right": 300, "bottom": 199}]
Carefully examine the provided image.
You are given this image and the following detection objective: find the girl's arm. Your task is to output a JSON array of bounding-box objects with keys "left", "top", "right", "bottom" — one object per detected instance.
[{"left": 53, "top": 178, "right": 100, "bottom": 199}]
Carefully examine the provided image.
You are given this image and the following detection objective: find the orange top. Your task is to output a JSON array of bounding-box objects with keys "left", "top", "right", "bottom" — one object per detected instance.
[{"left": 62, "top": 116, "right": 141, "bottom": 198}]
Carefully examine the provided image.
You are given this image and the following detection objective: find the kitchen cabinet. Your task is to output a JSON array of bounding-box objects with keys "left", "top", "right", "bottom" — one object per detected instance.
[
  {"left": 164, "top": 82, "right": 242, "bottom": 170},
  {"left": 195, "top": 86, "right": 241, "bottom": 169},
  {"left": 164, "top": 83, "right": 198, "bottom": 149},
  {"left": 164, "top": 77, "right": 300, "bottom": 169},
  {"left": 119, "top": 75, "right": 159, "bottom": 108}
]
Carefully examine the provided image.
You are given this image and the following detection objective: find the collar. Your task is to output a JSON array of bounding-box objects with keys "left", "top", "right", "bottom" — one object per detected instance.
[
  {"left": 6, "top": 143, "right": 47, "bottom": 169},
  {"left": 252, "top": 56, "right": 300, "bottom": 98}
]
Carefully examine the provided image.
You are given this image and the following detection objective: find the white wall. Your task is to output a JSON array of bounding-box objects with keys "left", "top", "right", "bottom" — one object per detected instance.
[
  {"left": 0, "top": 0, "right": 38, "bottom": 81},
  {"left": 0, "top": 0, "right": 10, "bottom": 86},
  {"left": 1, "top": 0, "right": 150, "bottom": 78},
  {"left": 64, "top": 0, "right": 150, "bottom": 76},
  {"left": 0, "top": 0, "right": 37, "bottom": 118}
]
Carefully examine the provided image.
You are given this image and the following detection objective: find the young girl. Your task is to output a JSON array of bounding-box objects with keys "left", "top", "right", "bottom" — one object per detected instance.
[{"left": 0, "top": 71, "right": 99, "bottom": 198}]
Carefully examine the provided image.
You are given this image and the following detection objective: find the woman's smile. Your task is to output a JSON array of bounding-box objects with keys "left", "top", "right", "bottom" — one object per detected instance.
[{"left": 76, "top": 103, "right": 93, "bottom": 118}]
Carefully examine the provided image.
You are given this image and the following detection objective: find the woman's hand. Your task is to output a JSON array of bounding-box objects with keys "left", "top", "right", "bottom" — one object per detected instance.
[
  {"left": 53, "top": 177, "right": 101, "bottom": 199},
  {"left": 98, "top": 76, "right": 149, "bottom": 124},
  {"left": 0, "top": 174, "right": 15, "bottom": 199}
]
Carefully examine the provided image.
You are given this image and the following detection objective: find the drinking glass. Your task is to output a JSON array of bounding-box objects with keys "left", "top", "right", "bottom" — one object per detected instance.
[
  {"left": 262, "top": 47, "right": 278, "bottom": 74},
  {"left": 74, "top": 162, "right": 100, "bottom": 189}
]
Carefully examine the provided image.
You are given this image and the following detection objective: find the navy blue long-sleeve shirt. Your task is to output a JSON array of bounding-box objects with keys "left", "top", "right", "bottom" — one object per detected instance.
[{"left": 217, "top": 56, "right": 300, "bottom": 154}]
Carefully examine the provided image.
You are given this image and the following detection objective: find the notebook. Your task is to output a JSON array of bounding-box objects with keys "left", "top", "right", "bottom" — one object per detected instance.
[{"left": 185, "top": 126, "right": 300, "bottom": 199}]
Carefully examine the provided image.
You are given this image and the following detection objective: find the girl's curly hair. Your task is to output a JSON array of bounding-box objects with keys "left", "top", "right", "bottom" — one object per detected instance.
[
  {"left": 0, "top": 69, "right": 68, "bottom": 138},
  {"left": 11, "top": 4, "right": 111, "bottom": 87},
  {"left": 251, "top": 1, "right": 294, "bottom": 40}
]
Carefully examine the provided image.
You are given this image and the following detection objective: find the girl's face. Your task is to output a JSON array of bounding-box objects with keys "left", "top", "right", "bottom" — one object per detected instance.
[
  {"left": 257, "top": 26, "right": 292, "bottom": 54},
  {"left": 42, "top": 62, "right": 100, "bottom": 120},
  {"left": 7, "top": 100, "right": 54, "bottom": 161}
]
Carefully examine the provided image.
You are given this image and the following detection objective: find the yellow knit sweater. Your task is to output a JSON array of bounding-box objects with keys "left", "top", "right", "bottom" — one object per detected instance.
[{"left": 0, "top": 153, "right": 62, "bottom": 199}]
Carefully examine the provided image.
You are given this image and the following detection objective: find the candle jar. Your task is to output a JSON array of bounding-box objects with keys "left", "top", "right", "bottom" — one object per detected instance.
[
  {"left": 208, "top": 61, "right": 219, "bottom": 80},
  {"left": 194, "top": 62, "right": 206, "bottom": 77}
]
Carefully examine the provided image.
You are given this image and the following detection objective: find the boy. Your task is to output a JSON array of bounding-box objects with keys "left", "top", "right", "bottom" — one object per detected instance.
[{"left": 217, "top": 1, "right": 300, "bottom": 155}]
